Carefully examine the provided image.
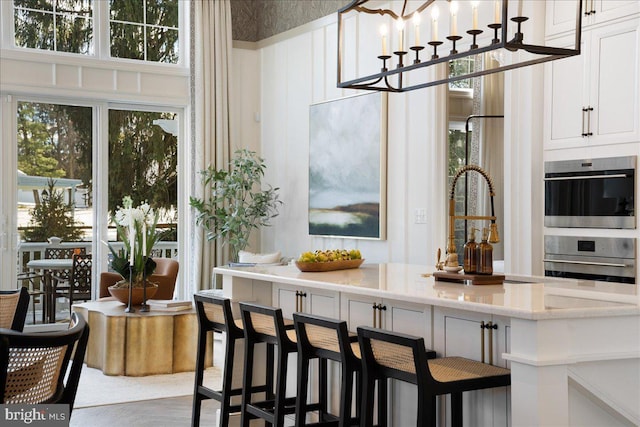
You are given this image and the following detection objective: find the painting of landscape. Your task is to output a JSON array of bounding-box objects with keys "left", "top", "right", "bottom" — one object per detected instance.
[{"left": 308, "top": 92, "right": 387, "bottom": 239}]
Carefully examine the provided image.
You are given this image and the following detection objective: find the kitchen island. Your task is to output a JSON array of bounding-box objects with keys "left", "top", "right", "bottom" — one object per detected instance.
[{"left": 214, "top": 262, "right": 640, "bottom": 427}]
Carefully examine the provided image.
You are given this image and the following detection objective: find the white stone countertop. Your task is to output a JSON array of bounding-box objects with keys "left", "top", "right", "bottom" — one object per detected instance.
[{"left": 214, "top": 262, "right": 640, "bottom": 320}]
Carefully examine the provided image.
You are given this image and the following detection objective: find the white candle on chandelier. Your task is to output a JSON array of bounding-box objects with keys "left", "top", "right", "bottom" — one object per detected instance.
[
  {"left": 471, "top": 1, "right": 479, "bottom": 30},
  {"left": 517, "top": 0, "right": 523, "bottom": 17},
  {"left": 396, "top": 17, "right": 404, "bottom": 51},
  {"left": 431, "top": 5, "right": 439, "bottom": 41},
  {"left": 494, "top": 0, "right": 501, "bottom": 24},
  {"left": 380, "top": 24, "right": 388, "bottom": 55},
  {"left": 450, "top": 1, "right": 458, "bottom": 36},
  {"left": 413, "top": 12, "right": 421, "bottom": 46}
]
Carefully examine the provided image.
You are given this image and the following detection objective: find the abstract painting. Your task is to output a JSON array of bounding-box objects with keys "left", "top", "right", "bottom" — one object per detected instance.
[{"left": 308, "top": 92, "right": 387, "bottom": 239}]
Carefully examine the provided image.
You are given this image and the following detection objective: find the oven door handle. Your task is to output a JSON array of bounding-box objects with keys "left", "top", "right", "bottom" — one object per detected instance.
[
  {"left": 544, "top": 173, "right": 629, "bottom": 181},
  {"left": 543, "top": 259, "right": 628, "bottom": 268}
]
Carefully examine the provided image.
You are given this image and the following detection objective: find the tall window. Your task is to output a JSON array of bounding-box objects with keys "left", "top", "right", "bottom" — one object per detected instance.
[
  {"left": 13, "top": 0, "right": 94, "bottom": 54},
  {"left": 17, "top": 101, "right": 93, "bottom": 243},
  {"left": 108, "top": 109, "right": 178, "bottom": 243},
  {"left": 110, "top": 0, "right": 179, "bottom": 63}
]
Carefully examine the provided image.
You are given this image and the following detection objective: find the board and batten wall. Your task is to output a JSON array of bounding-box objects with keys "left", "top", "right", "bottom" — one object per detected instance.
[{"left": 232, "top": 5, "right": 545, "bottom": 274}]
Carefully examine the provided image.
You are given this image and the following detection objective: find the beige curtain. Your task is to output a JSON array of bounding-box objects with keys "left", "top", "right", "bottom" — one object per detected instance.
[{"left": 191, "top": 0, "right": 233, "bottom": 291}]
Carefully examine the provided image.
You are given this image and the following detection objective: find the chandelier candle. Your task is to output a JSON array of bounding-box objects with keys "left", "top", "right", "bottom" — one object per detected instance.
[
  {"left": 431, "top": 5, "right": 439, "bottom": 41},
  {"left": 380, "top": 24, "right": 388, "bottom": 55},
  {"left": 413, "top": 12, "right": 420, "bottom": 46},
  {"left": 450, "top": 1, "right": 458, "bottom": 37}
]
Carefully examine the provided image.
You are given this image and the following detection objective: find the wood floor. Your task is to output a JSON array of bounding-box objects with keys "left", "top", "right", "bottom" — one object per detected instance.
[{"left": 70, "top": 395, "right": 220, "bottom": 426}]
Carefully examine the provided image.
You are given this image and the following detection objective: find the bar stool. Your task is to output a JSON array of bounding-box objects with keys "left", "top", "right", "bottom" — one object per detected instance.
[
  {"left": 191, "top": 294, "right": 272, "bottom": 427},
  {"left": 240, "top": 302, "right": 298, "bottom": 427},
  {"left": 293, "top": 312, "right": 361, "bottom": 427},
  {"left": 357, "top": 326, "right": 510, "bottom": 427}
]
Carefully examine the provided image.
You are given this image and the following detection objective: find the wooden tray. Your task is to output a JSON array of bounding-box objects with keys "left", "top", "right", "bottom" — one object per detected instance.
[
  {"left": 433, "top": 271, "right": 505, "bottom": 285},
  {"left": 295, "top": 259, "right": 364, "bottom": 272}
]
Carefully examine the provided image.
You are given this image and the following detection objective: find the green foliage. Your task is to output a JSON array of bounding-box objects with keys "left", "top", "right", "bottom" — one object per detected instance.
[
  {"left": 23, "top": 180, "right": 82, "bottom": 242},
  {"left": 190, "top": 149, "right": 282, "bottom": 263},
  {"left": 108, "top": 110, "right": 178, "bottom": 213}
]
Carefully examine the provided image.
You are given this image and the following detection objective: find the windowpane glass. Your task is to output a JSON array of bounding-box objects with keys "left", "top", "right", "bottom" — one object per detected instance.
[
  {"left": 110, "top": 22, "right": 144, "bottom": 60},
  {"left": 17, "top": 101, "right": 93, "bottom": 242},
  {"left": 146, "top": 0, "right": 177, "bottom": 26},
  {"left": 109, "top": 0, "right": 143, "bottom": 23},
  {"left": 110, "top": 0, "right": 178, "bottom": 64},
  {"left": 14, "top": 0, "right": 93, "bottom": 54},
  {"left": 56, "top": 14, "right": 93, "bottom": 54},
  {"left": 146, "top": 26, "right": 178, "bottom": 63},
  {"left": 14, "top": 0, "right": 53, "bottom": 12},
  {"left": 108, "top": 110, "right": 178, "bottom": 244},
  {"left": 14, "top": 9, "right": 55, "bottom": 50}
]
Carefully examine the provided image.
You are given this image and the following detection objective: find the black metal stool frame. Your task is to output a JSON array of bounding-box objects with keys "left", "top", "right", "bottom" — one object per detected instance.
[
  {"left": 293, "top": 312, "right": 361, "bottom": 427},
  {"left": 357, "top": 326, "right": 509, "bottom": 427},
  {"left": 191, "top": 294, "right": 272, "bottom": 427},
  {"left": 240, "top": 302, "right": 300, "bottom": 427}
]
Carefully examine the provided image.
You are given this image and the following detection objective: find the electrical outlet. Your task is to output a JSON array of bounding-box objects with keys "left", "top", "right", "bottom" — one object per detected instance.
[{"left": 414, "top": 208, "right": 427, "bottom": 224}]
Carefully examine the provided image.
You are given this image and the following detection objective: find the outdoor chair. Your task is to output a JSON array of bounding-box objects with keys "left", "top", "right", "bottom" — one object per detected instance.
[
  {"left": 0, "top": 312, "right": 90, "bottom": 414},
  {"left": 51, "top": 254, "right": 92, "bottom": 321},
  {"left": 0, "top": 288, "right": 30, "bottom": 331}
]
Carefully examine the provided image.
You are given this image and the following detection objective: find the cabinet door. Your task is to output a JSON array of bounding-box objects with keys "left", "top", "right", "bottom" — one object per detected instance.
[
  {"left": 589, "top": 19, "right": 640, "bottom": 145},
  {"left": 544, "top": 32, "right": 589, "bottom": 150},
  {"left": 341, "top": 292, "right": 380, "bottom": 331},
  {"left": 592, "top": 1, "right": 640, "bottom": 26},
  {"left": 545, "top": 0, "right": 583, "bottom": 37},
  {"left": 433, "top": 307, "right": 509, "bottom": 427},
  {"left": 273, "top": 283, "right": 298, "bottom": 319}
]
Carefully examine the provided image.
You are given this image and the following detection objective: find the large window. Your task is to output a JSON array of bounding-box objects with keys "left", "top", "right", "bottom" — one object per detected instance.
[
  {"left": 110, "top": 0, "right": 179, "bottom": 63},
  {"left": 11, "top": 0, "right": 180, "bottom": 64},
  {"left": 17, "top": 101, "right": 93, "bottom": 243},
  {"left": 13, "top": 0, "right": 94, "bottom": 54}
]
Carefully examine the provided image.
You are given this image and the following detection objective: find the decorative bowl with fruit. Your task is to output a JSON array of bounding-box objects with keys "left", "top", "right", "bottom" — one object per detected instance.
[{"left": 295, "top": 249, "right": 364, "bottom": 272}]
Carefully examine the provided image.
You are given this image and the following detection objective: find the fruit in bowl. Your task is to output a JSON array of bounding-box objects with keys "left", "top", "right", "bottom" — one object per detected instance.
[{"left": 296, "top": 249, "right": 363, "bottom": 272}]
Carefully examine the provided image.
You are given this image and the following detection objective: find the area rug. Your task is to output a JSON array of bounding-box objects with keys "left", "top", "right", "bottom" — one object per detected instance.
[{"left": 74, "top": 365, "right": 222, "bottom": 408}]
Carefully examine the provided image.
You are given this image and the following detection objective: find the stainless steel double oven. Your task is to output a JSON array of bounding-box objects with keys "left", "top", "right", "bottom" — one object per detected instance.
[{"left": 544, "top": 156, "right": 636, "bottom": 284}]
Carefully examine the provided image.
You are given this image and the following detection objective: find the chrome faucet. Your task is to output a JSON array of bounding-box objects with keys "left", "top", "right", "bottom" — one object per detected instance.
[{"left": 444, "top": 164, "right": 500, "bottom": 267}]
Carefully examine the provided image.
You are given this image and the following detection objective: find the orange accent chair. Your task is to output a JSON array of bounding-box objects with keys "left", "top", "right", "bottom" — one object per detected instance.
[{"left": 99, "top": 258, "right": 179, "bottom": 300}]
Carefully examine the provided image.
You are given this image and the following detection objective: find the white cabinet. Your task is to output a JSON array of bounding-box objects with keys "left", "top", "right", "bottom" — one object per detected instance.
[
  {"left": 433, "top": 307, "right": 511, "bottom": 427},
  {"left": 340, "top": 292, "right": 432, "bottom": 426},
  {"left": 544, "top": 17, "right": 640, "bottom": 150},
  {"left": 546, "top": 0, "right": 639, "bottom": 37},
  {"left": 272, "top": 283, "right": 339, "bottom": 319}
]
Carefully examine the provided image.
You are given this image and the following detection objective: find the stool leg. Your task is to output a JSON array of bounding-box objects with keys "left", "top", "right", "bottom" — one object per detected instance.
[
  {"left": 319, "top": 358, "right": 328, "bottom": 419},
  {"left": 191, "top": 327, "right": 207, "bottom": 427},
  {"left": 274, "top": 348, "right": 289, "bottom": 427},
  {"left": 220, "top": 336, "right": 236, "bottom": 427},
  {"left": 360, "top": 371, "right": 375, "bottom": 427},
  {"left": 295, "top": 354, "right": 310, "bottom": 427},
  {"left": 417, "top": 387, "right": 437, "bottom": 427},
  {"left": 266, "top": 342, "right": 275, "bottom": 400},
  {"left": 241, "top": 341, "right": 255, "bottom": 427},
  {"left": 451, "top": 392, "right": 463, "bottom": 427},
  {"left": 340, "top": 365, "right": 354, "bottom": 427}
]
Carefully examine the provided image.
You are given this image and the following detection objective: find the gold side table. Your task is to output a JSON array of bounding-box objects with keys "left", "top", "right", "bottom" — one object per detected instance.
[{"left": 74, "top": 300, "right": 212, "bottom": 376}]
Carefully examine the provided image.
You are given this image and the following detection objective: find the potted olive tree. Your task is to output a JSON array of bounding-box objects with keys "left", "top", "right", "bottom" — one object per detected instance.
[{"left": 190, "top": 149, "right": 282, "bottom": 263}]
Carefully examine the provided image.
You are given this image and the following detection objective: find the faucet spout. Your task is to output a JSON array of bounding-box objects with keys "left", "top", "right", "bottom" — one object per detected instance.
[{"left": 446, "top": 165, "right": 500, "bottom": 262}]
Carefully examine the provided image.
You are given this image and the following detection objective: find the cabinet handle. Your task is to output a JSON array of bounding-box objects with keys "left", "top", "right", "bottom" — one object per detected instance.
[
  {"left": 586, "top": 106, "right": 593, "bottom": 136},
  {"left": 480, "top": 321, "right": 486, "bottom": 363},
  {"left": 487, "top": 321, "right": 498, "bottom": 365},
  {"left": 295, "top": 291, "right": 300, "bottom": 312},
  {"left": 378, "top": 304, "right": 386, "bottom": 328},
  {"left": 581, "top": 107, "right": 588, "bottom": 137},
  {"left": 590, "top": 0, "right": 596, "bottom": 15},
  {"left": 372, "top": 303, "right": 378, "bottom": 327}
]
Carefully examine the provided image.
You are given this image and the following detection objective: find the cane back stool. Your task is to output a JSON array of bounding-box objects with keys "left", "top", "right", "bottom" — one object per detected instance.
[
  {"left": 357, "top": 326, "right": 510, "bottom": 427},
  {"left": 192, "top": 293, "right": 274, "bottom": 427},
  {"left": 240, "top": 302, "right": 304, "bottom": 427},
  {"left": 293, "top": 312, "right": 362, "bottom": 427}
]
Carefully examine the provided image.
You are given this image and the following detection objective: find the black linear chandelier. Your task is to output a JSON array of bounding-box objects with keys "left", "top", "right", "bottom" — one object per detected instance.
[{"left": 337, "top": 0, "right": 583, "bottom": 92}]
